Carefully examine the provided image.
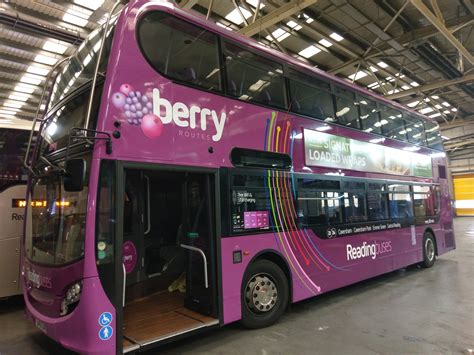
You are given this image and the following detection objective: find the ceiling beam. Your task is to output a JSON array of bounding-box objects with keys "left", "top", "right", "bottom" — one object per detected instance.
[
  {"left": 410, "top": 0, "right": 474, "bottom": 65},
  {"left": 386, "top": 74, "right": 474, "bottom": 99},
  {"left": 239, "top": 0, "right": 319, "bottom": 37}
]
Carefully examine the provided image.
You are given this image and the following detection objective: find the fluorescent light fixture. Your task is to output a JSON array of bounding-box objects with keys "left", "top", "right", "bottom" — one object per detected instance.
[
  {"left": 442, "top": 101, "right": 451, "bottom": 107},
  {"left": 73, "top": 0, "right": 104, "bottom": 10},
  {"left": 20, "top": 74, "right": 42, "bottom": 86},
  {"left": 419, "top": 107, "right": 434, "bottom": 114},
  {"left": 329, "top": 32, "right": 344, "bottom": 41},
  {"left": 377, "top": 61, "right": 388, "bottom": 68},
  {"left": 435, "top": 104, "right": 442, "bottom": 109},
  {"left": 27, "top": 65, "right": 49, "bottom": 76},
  {"left": 369, "top": 66, "right": 378, "bottom": 72},
  {"left": 401, "top": 85, "right": 410, "bottom": 90},
  {"left": 43, "top": 40, "right": 68, "bottom": 54},
  {"left": 407, "top": 101, "right": 419, "bottom": 107},
  {"left": 348, "top": 71, "right": 368, "bottom": 81},
  {"left": 3, "top": 101, "right": 24, "bottom": 109},
  {"left": 34, "top": 54, "right": 57, "bottom": 66},
  {"left": 298, "top": 45, "right": 321, "bottom": 58},
  {"left": 429, "top": 113, "right": 441, "bottom": 118},
  {"left": 246, "top": 0, "right": 265, "bottom": 8},
  {"left": 431, "top": 95, "right": 439, "bottom": 99},
  {"left": 286, "top": 21, "right": 302, "bottom": 30},
  {"left": 410, "top": 81, "right": 419, "bottom": 87},
  {"left": 225, "top": 7, "right": 251, "bottom": 25},
  {"left": 9, "top": 93, "right": 30, "bottom": 102},
  {"left": 318, "top": 38, "right": 332, "bottom": 47},
  {"left": 14, "top": 84, "right": 36, "bottom": 94},
  {"left": 443, "top": 110, "right": 450, "bottom": 114},
  {"left": 385, "top": 76, "right": 395, "bottom": 82},
  {"left": 452, "top": 108, "right": 457, "bottom": 112}
]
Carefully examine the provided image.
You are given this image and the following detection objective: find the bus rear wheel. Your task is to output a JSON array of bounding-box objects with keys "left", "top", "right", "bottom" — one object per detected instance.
[
  {"left": 241, "top": 259, "right": 289, "bottom": 329},
  {"left": 419, "top": 232, "right": 436, "bottom": 268}
]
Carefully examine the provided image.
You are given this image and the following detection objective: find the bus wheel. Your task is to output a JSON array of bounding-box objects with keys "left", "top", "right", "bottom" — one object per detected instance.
[
  {"left": 419, "top": 232, "right": 436, "bottom": 268},
  {"left": 241, "top": 259, "right": 289, "bottom": 329}
]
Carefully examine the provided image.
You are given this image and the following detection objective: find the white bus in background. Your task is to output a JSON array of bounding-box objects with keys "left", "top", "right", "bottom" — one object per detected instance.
[{"left": 0, "top": 121, "right": 35, "bottom": 298}]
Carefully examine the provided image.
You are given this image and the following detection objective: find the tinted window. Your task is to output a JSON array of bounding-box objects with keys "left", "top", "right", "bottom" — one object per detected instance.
[
  {"left": 335, "top": 87, "right": 360, "bottom": 129},
  {"left": 139, "top": 12, "right": 222, "bottom": 91},
  {"left": 388, "top": 184, "right": 413, "bottom": 219},
  {"left": 224, "top": 42, "right": 286, "bottom": 109},
  {"left": 380, "top": 106, "right": 405, "bottom": 141},
  {"left": 359, "top": 97, "right": 381, "bottom": 134},
  {"left": 367, "top": 192, "right": 388, "bottom": 220},
  {"left": 288, "top": 69, "right": 335, "bottom": 122},
  {"left": 404, "top": 115, "right": 426, "bottom": 146},
  {"left": 298, "top": 190, "right": 326, "bottom": 225},
  {"left": 413, "top": 185, "right": 439, "bottom": 217},
  {"left": 424, "top": 121, "right": 443, "bottom": 150},
  {"left": 343, "top": 192, "right": 367, "bottom": 222}
]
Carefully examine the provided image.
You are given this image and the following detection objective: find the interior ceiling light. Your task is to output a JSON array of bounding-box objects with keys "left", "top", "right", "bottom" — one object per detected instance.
[
  {"left": 410, "top": 81, "right": 419, "bottom": 87},
  {"left": 298, "top": 45, "right": 321, "bottom": 58},
  {"left": 318, "top": 38, "right": 332, "bottom": 47},
  {"left": 407, "top": 101, "right": 419, "bottom": 107},
  {"left": 451, "top": 108, "right": 457, "bottom": 112},
  {"left": 43, "top": 40, "right": 68, "bottom": 55},
  {"left": 377, "top": 61, "right": 388, "bottom": 68},
  {"left": 225, "top": 7, "right": 251, "bottom": 25},
  {"left": 34, "top": 54, "right": 57, "bottom": 66},
  {"left": 329, "top": 32, "right": 344, "bottom": 41},
  {"left": 419, "top": 107, "right": 434, "bottom": 114},
  {"left": 73, "top": 0, "right": 104, "bottom": 11},
  {"left": 431, "top": 95, "right": 439, "bottom": 99},
  {"left": 442, "top": 102, "right": 451, "bottom": 107}
]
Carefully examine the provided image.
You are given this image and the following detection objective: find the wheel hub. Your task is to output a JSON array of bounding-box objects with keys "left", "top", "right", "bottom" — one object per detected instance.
[
  {"left": 245, "top": 274, "right": 278, "bottom": 313},
  {"left": 425, "top": 238, "right": 435, "bottom": 261}
]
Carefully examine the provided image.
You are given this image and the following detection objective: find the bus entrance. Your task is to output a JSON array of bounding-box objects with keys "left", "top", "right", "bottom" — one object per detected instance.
[{"left": 121, "top": 168, "right": 218, "bottom": 352}]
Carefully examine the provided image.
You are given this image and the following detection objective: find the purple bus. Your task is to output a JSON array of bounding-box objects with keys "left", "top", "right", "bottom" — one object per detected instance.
[{"left": 22, "top": 1, "right": 455, "bottom": 354}]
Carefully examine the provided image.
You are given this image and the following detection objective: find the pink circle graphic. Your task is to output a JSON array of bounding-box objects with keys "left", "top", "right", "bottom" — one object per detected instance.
[{"left": 122, "top": 241, "right": 137, "bottom": 274}]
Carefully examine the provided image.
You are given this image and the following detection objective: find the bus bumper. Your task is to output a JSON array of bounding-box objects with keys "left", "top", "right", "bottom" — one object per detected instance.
[{"left": 24, "top": 276, "right": 116, "bottom": 355}]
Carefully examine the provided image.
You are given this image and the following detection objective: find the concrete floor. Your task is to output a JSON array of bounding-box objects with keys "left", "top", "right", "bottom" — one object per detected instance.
[{"left": 1, "top": 217, "right": 473, "bottom": 355}]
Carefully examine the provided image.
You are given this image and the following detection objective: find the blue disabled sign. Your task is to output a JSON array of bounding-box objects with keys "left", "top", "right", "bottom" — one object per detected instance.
[
  {"left": 99, "top": 312, "right": 113, "bottom": 327},
  {"left": 99, "top": 325, "right": 113, "bottom": 341}
]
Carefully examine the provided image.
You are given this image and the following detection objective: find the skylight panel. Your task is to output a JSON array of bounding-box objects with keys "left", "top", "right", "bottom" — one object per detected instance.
[
  {"left": 298, "top": 45, "right": 321, "bottom": 58},
  {"left": 27, "top": 65, "right": 49, "bottom": 76},
  {"left": 73, "top": 0, "right": 104, "bottom": 11},
  {"left": 9, "top": 93, "right": 30, "bottom": 102},
  {"left": 43, "top": 40, "right": 68, "bottom": 55},
  {"left": 318, "top": 38, "right": 332, "bottom": 47},
  {"left": 225, "top": 7, "right": 251, "bottom": 25},
  {"left": 266, "top": 28, "right": 290, "bottom": 42},
  {"left": 20, "top": 74, "right": 42, "bottom": 86},
  {"left": 431, "top": 95, "right": 439, "bottom": 99},
  {"left": 369, "top": 66, "right": 378, "bottom": 73},
  {"left": 14, "top": 84, "right": 35, "bottom": 94},
  {"left": 0, "top": 109, "right": 18, "bottom": 116},
  {"left": 3, "top": 101, "right": 24, "bottom": 109},
  {"left": 429, "top": 113, "right": 441, "bottom": 118},
  {"left": 329, "top": 32, "right": 344, "bottom": 41},
  {"left": 442, "top": 101, "right": 451, "bottom": 107},
  {"left": 63, "top": 8, "right": 91, "bottom": 27},
  {"left": 407, "top": 101, "right": 419, "bottom": 107},
  {"left": 348, "top": 71, "right": 367, "bottom": 81},
  {"left": 301, "top": 13, "right": 314, "bottom": 23},
  {"left": 377, "top": 61, "right": 388, "bottom": 68},
  {"left": 410, "top": 81, "right": 419, "bottom": 87},
  {"left": 419, "top": 107, "right": 434, "bottom": 114},
  {"left": 452, "top": 108, "right": 457, "bottom": 112},
  {"left": 34, "top": 54, "right": 57, "bottom": 66},
  {"left": 401, "top": 85, "right": 410, "bottom": 90},
  {"left": 216, "top": 22, "right": 232, "bottom": 31},
  {"left": 435, "top": 104, "right": 442, "bottom": 109},
  {"left": 443, "top": 110, "right": 450, "bottom": 114},
  {"left": 246, "top": 0, "right": 265, "bottom": 9},
  {"left": 286, "top": 20, "right": 302, "bottom": 30}
]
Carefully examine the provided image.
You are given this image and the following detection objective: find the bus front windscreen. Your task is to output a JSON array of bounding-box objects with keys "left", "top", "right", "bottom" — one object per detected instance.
[{"left": 25, "top": 159, "right": 90, "bottom": 266}]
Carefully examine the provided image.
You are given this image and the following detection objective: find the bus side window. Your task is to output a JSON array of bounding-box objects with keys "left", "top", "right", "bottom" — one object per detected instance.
[{"left": 388, "top": 184, "right": 413, "bottom": 220}]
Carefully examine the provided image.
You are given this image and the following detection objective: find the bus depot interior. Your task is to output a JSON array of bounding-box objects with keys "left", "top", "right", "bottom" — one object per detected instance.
[{"left": 120, "top": 169, "right": 218, "bottom": 349}]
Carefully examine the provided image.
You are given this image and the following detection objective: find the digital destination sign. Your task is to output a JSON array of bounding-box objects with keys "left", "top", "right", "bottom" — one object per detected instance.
[
  {"left": 304, "top": 129, "right": 433, "bottom": 178},
  {"left": 11, "top": 199, "right": 71, "bottom": 208}
]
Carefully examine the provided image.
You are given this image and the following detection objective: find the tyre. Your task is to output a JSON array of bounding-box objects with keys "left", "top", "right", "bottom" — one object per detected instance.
[
  {"left": 241, "top": 259, "right": 289, "bottom": 329},
  {"left": 419, "top": 232, "right": 436, "bottom": 268}
]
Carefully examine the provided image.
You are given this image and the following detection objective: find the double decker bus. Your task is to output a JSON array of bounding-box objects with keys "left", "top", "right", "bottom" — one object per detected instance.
[
  {"left": 0, "top": 122, "right": 35, "bottom": 299},
  {"left": 22, "top": 1, "right": 455, "bottom": 354}
]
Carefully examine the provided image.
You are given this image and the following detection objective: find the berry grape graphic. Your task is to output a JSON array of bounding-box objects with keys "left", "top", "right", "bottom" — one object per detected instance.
[{"left": 111, "top": 84, "right": 163, "bottom": 138}]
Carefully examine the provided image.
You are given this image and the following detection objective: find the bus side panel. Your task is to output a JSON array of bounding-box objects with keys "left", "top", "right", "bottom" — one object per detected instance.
[{"left": 0, "top": 185, "right": 26, "bottom": 298}]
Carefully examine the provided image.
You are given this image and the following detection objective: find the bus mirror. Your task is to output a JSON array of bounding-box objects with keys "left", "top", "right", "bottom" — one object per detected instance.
[{"left": 64, "top": 159, "right": 86, "bottom": 192}]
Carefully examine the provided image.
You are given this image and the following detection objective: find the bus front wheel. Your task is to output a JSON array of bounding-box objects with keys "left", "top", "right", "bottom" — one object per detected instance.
[
  {"left": 419, "top": 232, "right": 436, "bottom": 268},
  {"left": 241, "top": 259, "right": 289, "bottom": 329}
]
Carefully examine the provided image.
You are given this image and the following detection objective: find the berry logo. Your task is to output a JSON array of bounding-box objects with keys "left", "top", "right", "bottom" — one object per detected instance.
[{"left": 112, "top": 85, "right": 227, "bottom": 142}]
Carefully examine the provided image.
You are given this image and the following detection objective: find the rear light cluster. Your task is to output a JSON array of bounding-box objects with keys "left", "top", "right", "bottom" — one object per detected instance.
[{"left": 60, "top": 281, "right": 83, "bottom": 316}]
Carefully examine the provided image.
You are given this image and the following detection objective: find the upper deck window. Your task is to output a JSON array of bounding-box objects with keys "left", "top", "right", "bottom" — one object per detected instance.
[
  {"left": 334, "top": 86, "right": 360, "bottom": 129},
  {"left": 404, "top": 114, "right": 426, "bottom": 146},
  {"left": 223, "top": 42, "right": 287, "bottom": 109},
  {"left": 287, "top": 69, "right": 335, "bottom": 122},
  {"left": 424, "top": 121, "right": 443, "bottom": 150},
  {"left": 138, "top": 12, "right": 222, "bottom": 92},
  {"left": 359, "top": 97, "right": 381, "bottom": 134},
  {"left": 380, "top": 106, "right": 405, "bottom": 141}
]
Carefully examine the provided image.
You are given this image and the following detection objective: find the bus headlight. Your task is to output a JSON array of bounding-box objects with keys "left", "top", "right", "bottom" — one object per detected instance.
[{"left": 60, "top": 281, "right": 83, "bottom": 316}]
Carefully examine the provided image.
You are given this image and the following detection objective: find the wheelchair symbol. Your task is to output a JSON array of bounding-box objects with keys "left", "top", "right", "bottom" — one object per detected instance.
[{"left": 99, "top": 312, "right": 113, "bottom": 327}]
